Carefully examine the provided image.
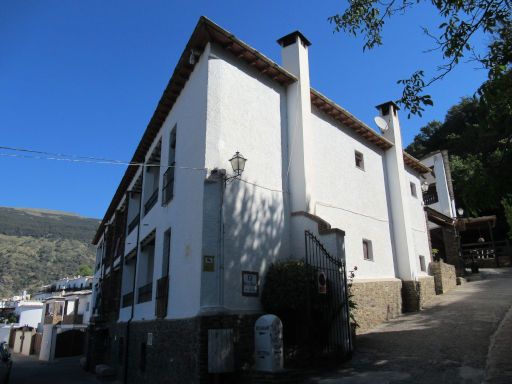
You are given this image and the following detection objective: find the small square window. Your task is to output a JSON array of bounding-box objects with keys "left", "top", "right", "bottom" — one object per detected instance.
[
  {"left": 410, "top": 182, "right": 417, "bottom": 197},
  {"left": 419, "top": 255, "right": 426, "bottom": 272},
  {"left": 362, "top": 239, "right": 373, "bottom": 261},
  {"left": 355, "top": 151, "right": 364, "bottom": 170}
]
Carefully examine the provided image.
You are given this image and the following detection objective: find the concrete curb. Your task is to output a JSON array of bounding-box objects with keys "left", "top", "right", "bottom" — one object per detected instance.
[{"left": 484, "top": 304, "right": 512, "bottom": 383}]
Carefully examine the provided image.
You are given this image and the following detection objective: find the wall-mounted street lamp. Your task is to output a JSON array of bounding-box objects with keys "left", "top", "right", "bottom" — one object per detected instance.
[
  {"left": 457, "top": 207, "right": 464, "bottom": 217},
  {"left": 226, "top": 151, "right": 247, "bottom": 182},
  {"left": 421, "top": 182, "right": 429, "bottom": 193}
]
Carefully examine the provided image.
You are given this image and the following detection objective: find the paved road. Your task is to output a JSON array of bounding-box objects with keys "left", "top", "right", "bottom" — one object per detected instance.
[
  {"left": 307, "top": 268, "right": 512, "bottom": 384},
  {"left": 9, "top": 355, "right": 99, "bottom": 384}
]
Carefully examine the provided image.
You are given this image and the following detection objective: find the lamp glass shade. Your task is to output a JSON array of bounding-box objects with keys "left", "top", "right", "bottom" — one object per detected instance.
[
  {"left": 229, "top": 152, "right": 247, "bottom": 176},
  {"left": 457, "top": 208, "right": 464, "bottom": 216},
  {"left": 421, "top": 182, "right": 429, "bottom": 193}
]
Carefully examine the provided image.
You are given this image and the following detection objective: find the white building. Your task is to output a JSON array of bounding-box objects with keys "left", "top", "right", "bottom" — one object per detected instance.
[
  {"left": 39, "top": 290, "right": 92, "bottom": 361},
  {"left": 90, "top": 18, "right": 434, "bottom": 383}
]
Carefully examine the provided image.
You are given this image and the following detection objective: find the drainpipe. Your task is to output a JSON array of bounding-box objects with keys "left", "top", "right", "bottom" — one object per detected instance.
[
  {"left": 219, "top": 172, "right": 226, "bottom": 308},
  {"left": 124, "top": 165, "right": 145, "bottom": 384}
]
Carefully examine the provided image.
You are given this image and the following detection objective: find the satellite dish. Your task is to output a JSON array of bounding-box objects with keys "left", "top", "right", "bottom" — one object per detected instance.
[{"left": 374, "top": 116, "right": 389, "bottom": 133}]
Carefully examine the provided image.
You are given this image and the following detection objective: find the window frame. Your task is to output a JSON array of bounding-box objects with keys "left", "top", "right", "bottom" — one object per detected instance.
[
  {"left": 362, "top": 239, "right": 373, "bottom": 261},
  {"left": 410, "top": 182, "right": 417, "bottom": 198},
  {"left": 355, "top": 150, "right": 365, "bottom": 171},
  {"left": 419, "top": 255, "right": 426, "bottom": 272}
]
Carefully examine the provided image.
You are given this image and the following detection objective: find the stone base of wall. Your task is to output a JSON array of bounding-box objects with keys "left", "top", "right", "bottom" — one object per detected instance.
[
  {"left": 429, "top": 260, "right": 457, "bottom": 294},
  {"left": 401, "top": 277, "right": 436, "bottom": 312},
  {"left": 417, "top": 276, "right": 436, "bottom": 307},
  {"left": 350, "top": 279, "right": 402, "bottom": 334},
  {"left": 88, "top": 313, "right": 261, "bottom": 384}
]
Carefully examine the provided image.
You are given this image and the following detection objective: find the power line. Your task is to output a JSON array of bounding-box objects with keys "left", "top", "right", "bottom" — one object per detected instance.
[
  {"left": 0, "top": 148, "right": 206, "bottom": 170},
  {"left": 0, "top": 145, "right": 286, "bottom": 193}
]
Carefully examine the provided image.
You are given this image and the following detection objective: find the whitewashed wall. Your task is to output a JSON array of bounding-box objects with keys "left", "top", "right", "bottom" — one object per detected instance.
[
  {"left": 406, "top": 168, "right": 432, "bottom": 275},
  {"left": 308, "top": 108, "right": 396, "bottom": 279},
  {"left": 421, "top": 152, "right": 455, "bottom": 218},
  {"left": 202, "top": 44, "right": 291, "bottom": 312}
]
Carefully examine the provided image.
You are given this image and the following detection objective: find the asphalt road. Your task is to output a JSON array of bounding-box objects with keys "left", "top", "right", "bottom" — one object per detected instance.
[
  {"left": 307, "top": 268, "right": 512, "bottom": 384},
  {"left": 9, "top": 355, "right": 98, "bottom": 384}
]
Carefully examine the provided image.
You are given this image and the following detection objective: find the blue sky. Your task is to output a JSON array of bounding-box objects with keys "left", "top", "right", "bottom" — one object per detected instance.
[{"left": 0, "top": 1, "right": 488, "bottom": 219}]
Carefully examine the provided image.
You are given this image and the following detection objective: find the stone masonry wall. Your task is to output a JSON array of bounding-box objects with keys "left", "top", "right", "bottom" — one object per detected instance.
[
  {"left": 350, "top": 279, "right": 402, "bottom": 334},
  {"left": 442, "top": 227, "right": 464, "bottom": 276},
  {"left": 402, "top": 277, "right": 436, "bottom": 312},
  {"left": 198, "top": 313, "right": 261, "bottom": 383},
  {"left": 417, "top": 276, "right": 436, "bottom": 308},
  {"left": 115, "top": 318, "right": 202, "bottom": 384},
  {"left": 429, "top": 260, "right": 457, "bottom": 294},
  {"left": 95, "top": 314, "right": 260, "bottom": 384}
]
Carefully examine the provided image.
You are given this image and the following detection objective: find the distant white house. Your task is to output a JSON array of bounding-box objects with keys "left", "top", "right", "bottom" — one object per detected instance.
[
  {"left": 15, "top": 301, "right": 43, "bottom": 329},
  {"left": 32, "top": 276, "right": 93, "bottom": 302},
  {"left": 90, "top": 17, "right": 435, "bottom": 383},
  {"left": 39, "top": 290, "right": 92, "bottom": 361}
]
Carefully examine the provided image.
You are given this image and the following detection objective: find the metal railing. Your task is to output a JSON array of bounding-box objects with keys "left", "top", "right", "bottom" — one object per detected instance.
[
  {"left": 162, "top": 167, "right": 175, "bottom": 205},
  {"left": 144, "top": 189, "right": 158, "bottom": 214},
  {"left": 138, "top": 282, "right": 153, "bottom": 303}
]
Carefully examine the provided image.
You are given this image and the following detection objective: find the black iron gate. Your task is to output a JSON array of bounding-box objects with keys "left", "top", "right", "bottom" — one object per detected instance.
[{"left": 304, "top": 230, "right": 353, "bottom": 359}]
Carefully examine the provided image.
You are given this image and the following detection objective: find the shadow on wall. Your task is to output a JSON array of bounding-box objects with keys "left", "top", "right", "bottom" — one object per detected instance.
[{"left": 221, "top": 178, "right": 289, "bottom": 309}]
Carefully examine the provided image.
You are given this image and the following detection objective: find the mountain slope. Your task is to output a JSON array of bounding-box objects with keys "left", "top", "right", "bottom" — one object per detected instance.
[{"left": 0, "top": 207, "right": 99, "bottom": 297}]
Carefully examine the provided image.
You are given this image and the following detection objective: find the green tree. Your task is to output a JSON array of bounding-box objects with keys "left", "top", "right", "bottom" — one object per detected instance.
[
  {"left": 502, "top": 195, "right": 512, "bottom": 239},
  {"left": 78, "top": 264, "right": 93, "bottom": 276},
  {"left": 329, "top": 1, "right": 511, "bottom": 116},
  {"left": 406, "top": 70, "right": 512, "bottom": 235}
]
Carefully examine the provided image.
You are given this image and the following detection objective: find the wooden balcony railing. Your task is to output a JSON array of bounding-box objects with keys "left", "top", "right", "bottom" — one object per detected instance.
[
  {"left": 162, "top": 167, "right": 175, "bottom": 205},
  {"left": 138, "top": 282, "right": 153, "bottom": 304},
  {"left": 62, "top": 313, "right": 84, "bottom": 325},
  {"left": 423, "top": 191, "right": 439, "bottom": 205},
  {"left": 144, "top": 189, "right": 158, "bottom": 215},
  {"left": 155, "top": 276, "right": 169, "bottom": 318},
  {"left": 122, "top": 292, "right": 134, "bottom": 308},
  {"left": 44, "top": 314, "right": 63, "bottom": 325},
  {"left": 127, "top": 215, "right": 140, "bottom": 234}
]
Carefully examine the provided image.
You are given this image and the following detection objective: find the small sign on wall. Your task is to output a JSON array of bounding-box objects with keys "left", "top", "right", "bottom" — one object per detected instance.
[
  {"left": 203, "top": 255, "right": 215, "bottom": 272},
  {"left": 242, "top": 271, "right": 259, "bottom": 297}
]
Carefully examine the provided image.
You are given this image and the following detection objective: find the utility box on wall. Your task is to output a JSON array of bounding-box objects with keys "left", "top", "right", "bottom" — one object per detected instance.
[
  {"left": 208, "top": 329, "right": 234, "bottom": 373},
  {"left": 254, "top": 315, "right": 283, "bottom": 372}
]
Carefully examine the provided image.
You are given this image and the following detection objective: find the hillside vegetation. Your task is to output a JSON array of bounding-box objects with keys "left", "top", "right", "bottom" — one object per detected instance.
[{"left": 0, "top": 207, "right": 99, "bottom": 298}]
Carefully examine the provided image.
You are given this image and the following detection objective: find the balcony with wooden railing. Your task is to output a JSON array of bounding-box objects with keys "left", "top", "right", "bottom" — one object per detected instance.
[
  {"left": 162, "top": 167, "right": 175, "bottom": 205},
  {"left": 62, "top": 313, "right": 84, "bottom": 325},
  {"left": 122, "top": 292, "right": 134, "bottom": 308},
  {"left": 127, "top": 215, "right": 140, "bottom": 235},
  {"left": 155, "top": 276, "right": 169, "bottom": 318},
  {"left": 144, "top": 189, "right": 158, "bottom": 215},
  {"left": 138, "top": 283, "right": 153, "bottom": 304}
]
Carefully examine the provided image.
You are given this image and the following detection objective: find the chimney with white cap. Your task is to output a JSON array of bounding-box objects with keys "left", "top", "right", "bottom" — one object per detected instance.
[
  {"left": 277, "top": 31, "right": 314, "bottom": 213},
  {"left": 377, "top": 101, "right": 419, "bottom": 283}
]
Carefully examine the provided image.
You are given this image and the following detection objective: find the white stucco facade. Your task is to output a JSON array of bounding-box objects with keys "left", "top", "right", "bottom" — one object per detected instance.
[
  {"left": 421, "top": 150, "right": 457, "bottom": 219},
  {"left": 93, "top": 19, "right": 432, "bottom": 325}
]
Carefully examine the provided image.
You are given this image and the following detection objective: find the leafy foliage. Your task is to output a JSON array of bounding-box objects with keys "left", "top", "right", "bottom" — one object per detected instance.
[
  {"left": 502, "top": 196, "right": 512, "bottom": 240},
  {"left": 329, "top": 1, "right": 511, "bottom": 115},
  {"left": 261, "top": 260, "right": 315, "bottom": 314},
  {"left": 0, "top": 207, "right": 98, "bottom": 298},
  {"left": 405, "top": 71, "right": 512, "bottom": 235}
]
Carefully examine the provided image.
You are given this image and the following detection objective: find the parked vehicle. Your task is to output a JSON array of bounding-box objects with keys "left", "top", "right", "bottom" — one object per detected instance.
[{"left": 0, "top": 342, "right": 12, "bottom": 384}]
